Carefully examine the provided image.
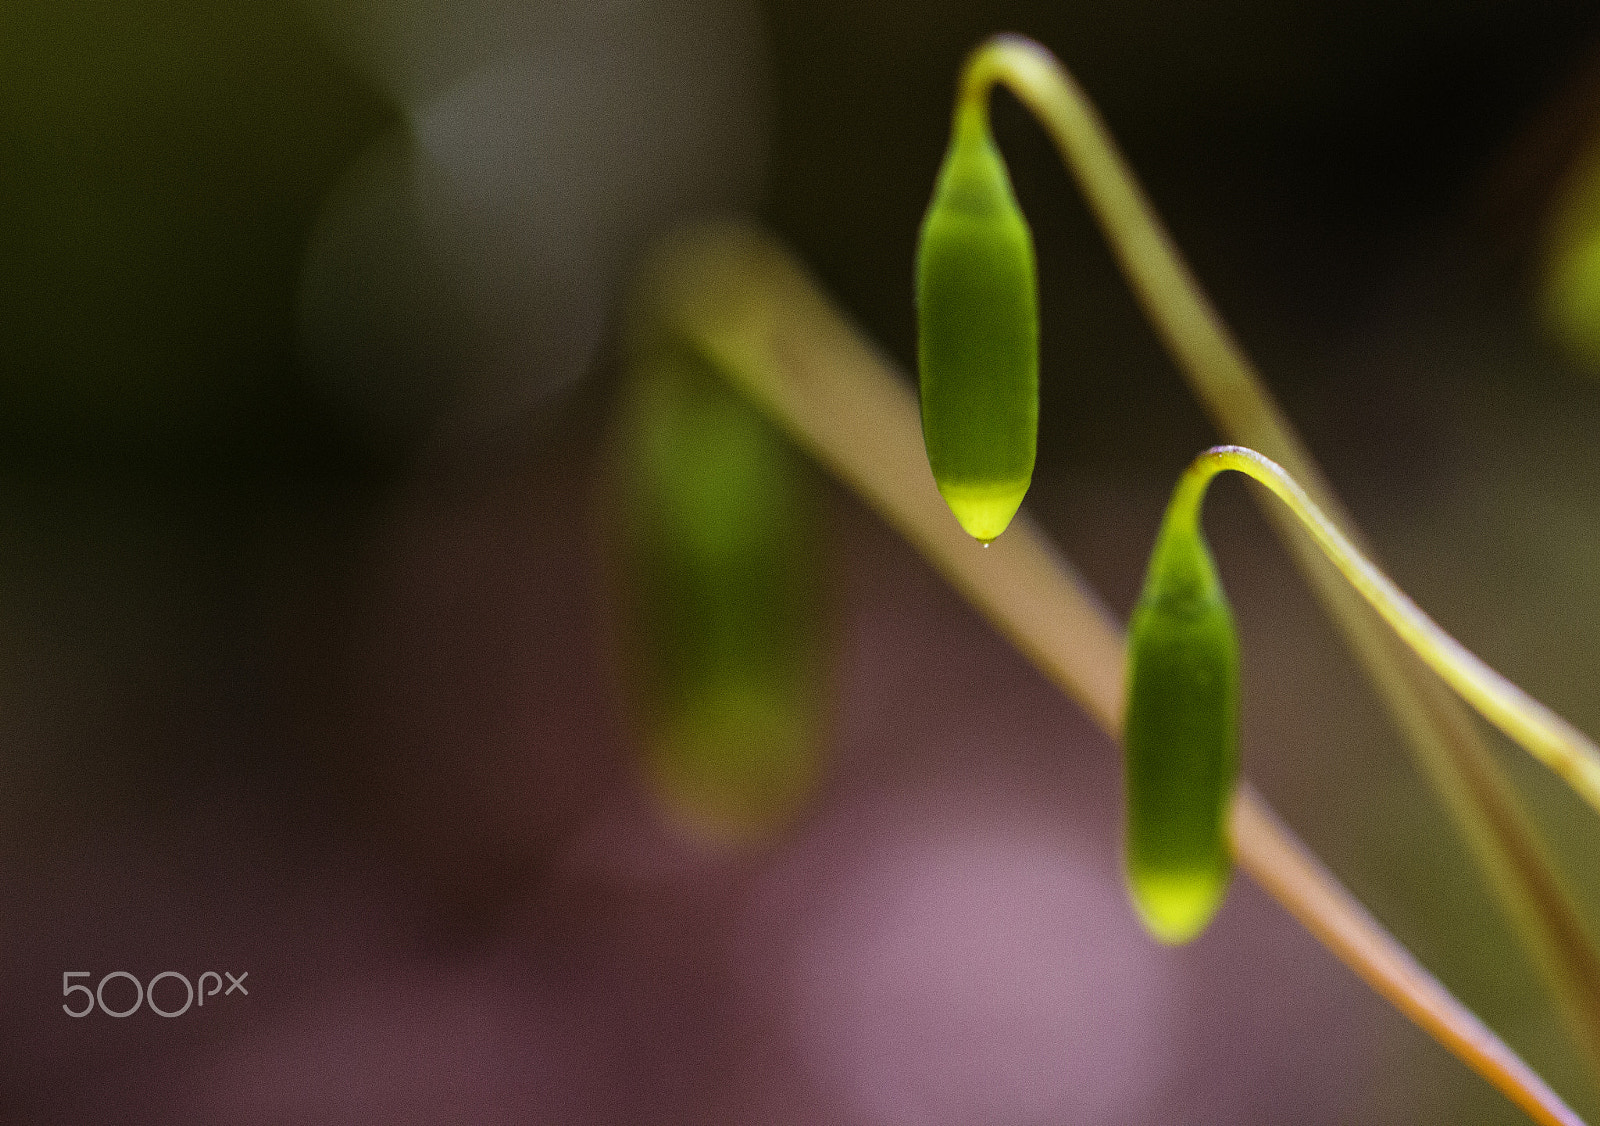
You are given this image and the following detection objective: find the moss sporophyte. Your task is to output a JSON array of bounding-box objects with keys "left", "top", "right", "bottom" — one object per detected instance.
[
  {"left": 917, "top": 93, "right": 1038, "bottom": 543},
  {"left": 916, "top": 35, "right": 1600, "bottom": 949},
  {"left": 1121, "top": 446, "right": 1600, "bottom": 946},
  {"left": 1123, "top": 471, "right": 1239, "bottom": 945},
  {"left": 621, "top": 30, "right": 1600, "bottom": 1126}
]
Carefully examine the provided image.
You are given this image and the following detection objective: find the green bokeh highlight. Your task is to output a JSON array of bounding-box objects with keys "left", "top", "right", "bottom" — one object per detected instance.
[
  {"left": 1544, "top": 197, "right": 1600, "bottom": 372},
  {"left": 617, "top": 345, "right": 827, "bottom": 840},
  {"left": 1124, "top": 508, "right": 1240, "bottom": 944},
  {"left": 916, "top": 103, "right": 1039, "bottom": 543}
]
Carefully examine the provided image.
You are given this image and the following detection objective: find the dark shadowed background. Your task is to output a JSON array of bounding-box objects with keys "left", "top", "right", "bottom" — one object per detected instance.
[{"left": 4, "top": 0, "right": 1600, "bottom": 1122}]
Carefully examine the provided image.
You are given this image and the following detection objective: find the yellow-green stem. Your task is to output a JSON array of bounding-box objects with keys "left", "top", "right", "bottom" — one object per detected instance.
[
  {"left": 1171, "top": 446, "right": 1600, "bottom": 820},
  {"left": 630, "top": 221, "right": 1588, "bottom": 1126},
  {"left": 959, "top": 33, "right": 1600, "bottom": 1072}
]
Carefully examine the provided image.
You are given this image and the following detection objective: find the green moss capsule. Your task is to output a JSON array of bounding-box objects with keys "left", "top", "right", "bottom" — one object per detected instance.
[
  {"left": 916, "top": 101, "right": 1039, "bottom": 543},
  {"left": 1123, "top": 510, "right": 1239, "bottom": 943},
  {"left": 613, "top": 343, "right": 827, "bottom": 841}
]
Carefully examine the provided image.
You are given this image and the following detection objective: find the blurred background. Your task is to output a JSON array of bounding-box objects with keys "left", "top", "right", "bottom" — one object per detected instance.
[{"left": 4, "top": 0, "right": 1600, "bottom": 1121}]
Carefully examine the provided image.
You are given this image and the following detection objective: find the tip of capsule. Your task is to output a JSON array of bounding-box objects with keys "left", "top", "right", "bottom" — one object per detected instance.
[
  {"left": 1129, "top": 868, "right": 1229, "bottom": 945},
  {"left": 937, "top": 478, "right": 1029, "bottom": 543}
]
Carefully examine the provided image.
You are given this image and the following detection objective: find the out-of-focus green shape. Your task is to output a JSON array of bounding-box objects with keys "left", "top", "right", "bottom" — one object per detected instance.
[
  {"left": 615, "top": 343, "right": 827, "bottom": 841},
  {"left": 916, "top": 100, "right": 1039, "bottom": 544},
  {"left": 1543, "top": 146, "right": 1600, "bottom": 372},
  {"left": 1124, "top": 493, "right": 1240, "bottom": 944}
]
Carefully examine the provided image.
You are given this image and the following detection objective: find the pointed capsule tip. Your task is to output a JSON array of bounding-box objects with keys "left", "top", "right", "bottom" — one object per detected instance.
[
  {"left": 1129, "top": 868, "right": 1229, "bottom": 945},
  {"left": 939, "top": 478, "right": 1029, "bottom": 544}
]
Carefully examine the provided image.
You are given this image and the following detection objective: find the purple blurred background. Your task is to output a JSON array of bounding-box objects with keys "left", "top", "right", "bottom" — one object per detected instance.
[{"left": 4, "top": 0, "right": 1600, "bottom": 1122}]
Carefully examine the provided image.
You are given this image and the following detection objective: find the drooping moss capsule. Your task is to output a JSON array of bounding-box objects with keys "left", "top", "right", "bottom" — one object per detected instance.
[
  {"left": 916, "top": 99, "right": 1039, "bottom": 543},
  {"left": 613, "top": 342, "right": 826, "bottom": 841},
  {"left": 1123, "top": 497, "right": 1240, "bottom": 943}
]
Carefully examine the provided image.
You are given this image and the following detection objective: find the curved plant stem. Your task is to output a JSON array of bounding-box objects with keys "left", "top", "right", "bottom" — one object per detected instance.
[
  {"left": 1167, "top": 445, "right": 1600, "bottom": 820},
  {"left": 958, "top": 33, "right": 1600, "bottom": 1073},
  {"left": 630, "top": 220, "right": 1588, "bottom": 1126}
]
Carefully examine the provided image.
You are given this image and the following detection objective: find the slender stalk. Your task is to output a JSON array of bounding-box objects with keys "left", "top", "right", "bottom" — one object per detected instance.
[
  {"left": 958, "top": 34, "right": 1600, "bottom": 1071},
  {"left": 1234, "top": 789, "right": 1584, "bottom": 1126},
  {"left": 630, "top": 220, "right": 1588, "bottom": 1126},
  {"left": 1166, "top": 445, "right": 1600, "bottom": 820}
]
